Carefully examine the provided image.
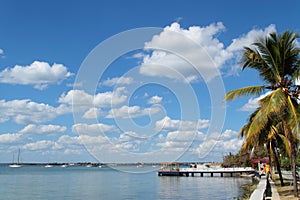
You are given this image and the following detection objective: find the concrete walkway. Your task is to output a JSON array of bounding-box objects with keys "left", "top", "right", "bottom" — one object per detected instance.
[
  {"left": 249, "top": 176, "right": 280, "bottom": 200},
  {"left": 269, "top": 179, "right": 281, "bottom": 200}
]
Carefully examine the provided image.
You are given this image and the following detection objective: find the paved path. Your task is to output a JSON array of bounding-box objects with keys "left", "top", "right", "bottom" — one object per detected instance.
[
  {"left": 249, "top": 176, "right": 280, "bottom": 200},
  {"left": 269, "top": 179, "right": 281, "bottom": 200}
]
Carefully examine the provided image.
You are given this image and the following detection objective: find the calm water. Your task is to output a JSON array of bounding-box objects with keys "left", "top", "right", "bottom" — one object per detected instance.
[{"left": 0, "top": 164, "right": 252, "bottom": 200}]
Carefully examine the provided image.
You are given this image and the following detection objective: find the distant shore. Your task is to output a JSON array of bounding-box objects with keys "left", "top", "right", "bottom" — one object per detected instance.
[{"left": 1, "top": 161, "right": 217, "bottom": 167}]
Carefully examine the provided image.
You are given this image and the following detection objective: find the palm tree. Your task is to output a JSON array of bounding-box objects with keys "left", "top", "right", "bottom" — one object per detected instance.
[
  {"left": 240, "top": 108, "right": 286, "bottom": 186},
  {"left": 225, "top": 31, "right": 300, "bottom": 196}
]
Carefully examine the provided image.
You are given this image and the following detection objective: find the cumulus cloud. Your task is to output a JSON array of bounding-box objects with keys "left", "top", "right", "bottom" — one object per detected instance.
[
  {"left": 138, "top": 22, "right": 277, "bottom": 81},
  {"left": 147, "top": 95, "right": 162, "bottom": 104},
  {"left": 58, "top": 87, "right": 127, "bottom": 111},
  {"left": 154, "top": 117, "right": 210, "bottom": 153},
  {"left": 82, "top": 108, "right": 102, "bottom": 119},
  {"left": 165, "top": 130, "right": 205, "bottom": 142},
  {"left": 0, "top": 99, "right": 70, "bottom": 124},
  {"left": 23, "top": 140, "right": 56, "bottom": 151},
  {"left": 18, "top": 124, "right": 67, "bottom": 135},
  {"left": 72, "top": 123, "right": 119, "bottom": 136},
  {"left": 227, "top": 24, "right": 276, "bottom": 52},
  {"left": 196, "top": 129, "right": 243, "bottom": 158},
  {"left": 0, "top": 61, "right": 73, "bottom": 90},
  {"left": 0, "top": 133, "right": 22, "bottom": 143},
  {"left": 226, "top": 25, "right": 276, "bottom": 74},
  {"left": 106, "top": 105, "right": 161, "bottom": 119},
  {"left": 155, "top": 116, "right": 209, "bottom": 131},
  {"left": 139, "top": 22, "right": 230, "bottom": 82},
  {"left": 240, "top": 92, "right": 271, "bottom": 111},
  {"left": 101, "top": 77, "right": 134, "bottom": 87}
]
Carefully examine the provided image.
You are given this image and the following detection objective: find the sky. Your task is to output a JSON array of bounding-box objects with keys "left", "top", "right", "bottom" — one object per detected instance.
[{"left": 0, "top": 0, "right": 299, "bottom": 163}]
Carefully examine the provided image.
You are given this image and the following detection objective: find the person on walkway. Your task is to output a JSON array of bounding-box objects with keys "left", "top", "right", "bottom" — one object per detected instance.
[{"left": 262, "top": 164, "right": 270, "bottom": 179}]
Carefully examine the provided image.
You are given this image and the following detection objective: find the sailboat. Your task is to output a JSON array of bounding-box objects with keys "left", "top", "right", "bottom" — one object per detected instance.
[
  {"left": 44, "top": 157, "right": 53, "bottom": 168},
  {"left": 9, "top": 148, "right": 22, "bottom": 168}
]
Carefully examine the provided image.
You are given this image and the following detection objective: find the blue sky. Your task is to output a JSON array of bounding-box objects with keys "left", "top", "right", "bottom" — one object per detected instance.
[{"left": 0, "top": 0, "right": 299, "bottom": 163}]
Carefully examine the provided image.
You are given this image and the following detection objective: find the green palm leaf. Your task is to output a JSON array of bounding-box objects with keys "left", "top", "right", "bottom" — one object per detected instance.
[{"left": 224, "top": 86, "right": 265, "bottom": 101}]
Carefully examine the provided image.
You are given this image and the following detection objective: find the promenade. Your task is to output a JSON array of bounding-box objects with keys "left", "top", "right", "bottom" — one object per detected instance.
[{"left": 249, "top": 176, "right": 280, "bottom": 200}]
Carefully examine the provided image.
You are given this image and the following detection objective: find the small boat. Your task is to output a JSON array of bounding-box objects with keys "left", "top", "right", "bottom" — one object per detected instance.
[
  {"left": 9, "top": 148, "right": 22, "bottom": 168},
  {"left": 44, "top": 164, "right": 53, "bottom": 168},
  {"left": 9, "top": 164, "right": 22, "bottom": 168},
  {"left": 61, "top": 164, "right": 68, "bottom": 168}
]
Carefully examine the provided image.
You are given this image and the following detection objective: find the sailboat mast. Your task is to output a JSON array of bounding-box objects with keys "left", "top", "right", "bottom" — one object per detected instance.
[{"left": 17, "top": 148, "right": 20, "bottom": 164}]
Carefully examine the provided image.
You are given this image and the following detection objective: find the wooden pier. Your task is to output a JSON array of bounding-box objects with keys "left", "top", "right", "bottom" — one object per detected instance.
[{"left": 157, "top": 162, "right": 256, "bottom": 177}]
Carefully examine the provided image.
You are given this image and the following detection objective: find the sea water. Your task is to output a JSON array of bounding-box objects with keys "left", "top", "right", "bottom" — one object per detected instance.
[{"left": 0, "top": 164, "right": 252, "bottom": 200}]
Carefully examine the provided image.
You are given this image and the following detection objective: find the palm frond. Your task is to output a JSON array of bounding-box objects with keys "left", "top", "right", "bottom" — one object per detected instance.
[
  {"left": 224, "top": 86, "right": 265, "bottom": 101},
  {"left": 278, "top": 133, "right": 291, "bottom": 157},
  {"left": 258, "top": 89, "right": 287, "bottom": 114},
  {"left": 245, "top": 89, "right": 285, "bottom": 139},
  {"left": 241, "top": 46, "right": 279, "bottom": 84},
  {"left": 285, "top": 96, "right": 300, "bottom": 143}
]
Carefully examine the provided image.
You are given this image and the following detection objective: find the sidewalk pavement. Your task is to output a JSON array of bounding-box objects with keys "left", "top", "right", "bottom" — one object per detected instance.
[{"left": 249, "top": 176, "right": 280, "bottom": 200}]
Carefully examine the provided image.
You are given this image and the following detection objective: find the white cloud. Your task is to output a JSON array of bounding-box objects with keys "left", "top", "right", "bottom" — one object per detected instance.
[
  {"left": 138, "top": 23, "right": 277, "bottom": 82},
  {"left": 0, "top": 48, "right": 3, "bottom": 54},
  {"left": 72, "top": 123, "right": 119, "bottom": 136},
  {"left": 115, "top": 142, "right": 138, "bottom": 151},
  {"left": 106, "top": 105, "right": 161, "bottom": 119},
  {"left": 131, "top": 52, "right": 145, "bottom": 59},
  {"left": 58, "top": 89, "right": 93, "bottom": 111},
  {"left": 58, "top": 87, "right": 128, "bottom": 111},
  {"left": 221, "top": 129, "right": 238, "bottom": 139},
  {"left": 196, "top": 129, "right": 243, "bottom": 158},
  {"left": 23, "top": 140, "right": 56, "bottom": 151},
  {"left": 197, "top": 119, "right": 210, "bottom": 129},
  {"left": 227, "top": 24, "right": 276, "bottom": 52},
  {"left": 101, "top": 77, "right": 134, "bottom": 87},
  {"left": 0, "top": 61, "right": 73, "bottom": 90},
  {"left": 18, "top": 124, "right": 67, "bottom": 135},
  {"left": 0, "top": 133, "right": 22, "bottom": 143},
  {"left": 155, "top": 129, "right": 205, "bottom": 153},
  {"left": 155, "top": 116, "right": 209, "bottom": 131},
  {"left": 153, "top": 117, "right": 210, "bottom": 154},
  {"left": 226, "top": 25, "right": 276, "bottom": 75},
  {"left": 166, "top": 130, "right": 205, "bottom": 141},
  {"left": 62, "top": 149, "right": 84, "bottom": 155},
  {"left": 94, "top": 87, "right": 128, "bottom": 107},
  {"left": 119, "top": 131, "right": 139, "bottom": 141},
  {"left": 57, "top": 135, "right": 80, "bottom": 145},
  {"left": 156, "top": 140, "right": 190, "bottom": 151},
  {"left": 139, "top": 22, "right": 231, "bottom": 82},
  {"left": 147, "top": 95, "right": 162, "bottom": 104},
  {"left": 0, "top": 99, "right": 70, "bottom": 124},
  {"left": 82, "top": 108, "right": 102, "bottom": 119},
  {"left": 240, "top": 92, "right": 271, "bottom": 111}
]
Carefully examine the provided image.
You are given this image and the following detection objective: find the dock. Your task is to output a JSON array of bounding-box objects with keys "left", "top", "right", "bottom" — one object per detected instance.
[{"left": 157, "top": 162, "right": 257, "bottom": 177}]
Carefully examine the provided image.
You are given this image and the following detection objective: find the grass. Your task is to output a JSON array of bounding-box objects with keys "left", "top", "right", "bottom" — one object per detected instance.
[{"left": 273, "top": 174, "right": 299, "bottom": 200}]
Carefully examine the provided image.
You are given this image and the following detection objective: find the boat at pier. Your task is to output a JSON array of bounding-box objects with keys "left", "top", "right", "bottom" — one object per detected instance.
[{"left": 157, "top": 162, "right": 256, "bottom": 177}]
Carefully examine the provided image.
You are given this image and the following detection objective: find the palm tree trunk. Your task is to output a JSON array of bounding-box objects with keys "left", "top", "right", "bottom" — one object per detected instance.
[
  {"left": 290, "top": 138, "right": 298, "bottom": 197},
  {"left": 282, "top": 118, "right": 298, "bottom": 197},
  {"left": 271, "top": 142, "right": 284, "bottom": 186}
]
